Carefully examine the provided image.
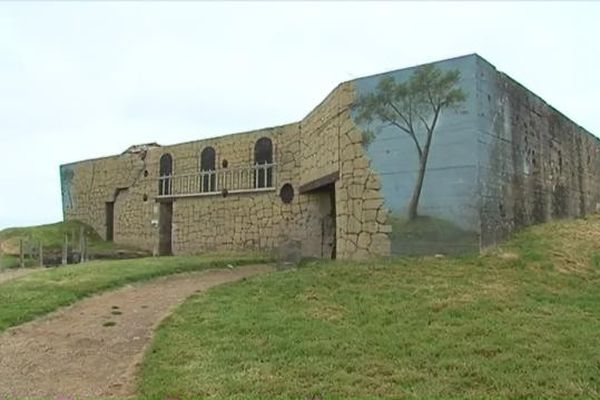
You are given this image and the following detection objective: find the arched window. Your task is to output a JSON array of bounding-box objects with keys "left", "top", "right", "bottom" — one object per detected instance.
[
  {"left": 254, "top": 137, "right": 273, "bottom": 188},
  {"left": 158, "top": 153, "right": 173, "bottom": 195},
  {"left": 200, "top": 146, "right": 216, "bottom": 192}
]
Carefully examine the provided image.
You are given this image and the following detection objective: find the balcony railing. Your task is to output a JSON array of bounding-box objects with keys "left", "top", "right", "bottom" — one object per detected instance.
[{"left": 157, "top": 163, "right": 276, "bottom": 198}]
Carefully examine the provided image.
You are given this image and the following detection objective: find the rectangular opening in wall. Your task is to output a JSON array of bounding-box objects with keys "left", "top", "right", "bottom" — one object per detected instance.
[
  {"left": 158, "top": 201, "right": 173, "bottom": 256},
  {"left": 303, "top": 183, "right": 337, "bottom": 260},
  {"left": 105, "top": 202, "right": 114, "bottom": 242}
]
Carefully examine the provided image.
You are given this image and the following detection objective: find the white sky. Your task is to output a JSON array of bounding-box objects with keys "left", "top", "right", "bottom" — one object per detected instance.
[{"left": 0, "top": 1, "right": 598, "bottom": 229}]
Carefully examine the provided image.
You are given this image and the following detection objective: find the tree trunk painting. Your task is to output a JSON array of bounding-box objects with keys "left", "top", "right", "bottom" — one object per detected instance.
[{"left": 354, "top": 65, "right": 465, "bottom": 220}]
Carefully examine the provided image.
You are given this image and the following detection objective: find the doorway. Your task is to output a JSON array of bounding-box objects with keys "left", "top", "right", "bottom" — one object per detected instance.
[
  {"left": 299, "top": 182, "right": 336, "bottom": 259},
  {"left": 105, "top": 202, "right": 114, "bottom": 241},
  {"left": 158, "top": 202, "right": 173, "bottom": 255},
  {"left": 319, "top": 184, "right": 336, "bottom": 259}
]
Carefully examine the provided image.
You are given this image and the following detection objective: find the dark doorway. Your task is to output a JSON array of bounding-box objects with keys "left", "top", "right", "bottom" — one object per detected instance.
[
  {"left": 327, "top": 187, "right": 336, "bottom": 259},
  {"left": 320, "top": 184, "right": 336, "bottom": 259},
  {"left": 254, "top": 137, "right": 273, "bottom": 188},
  {"left": 105, "top": 202, "right": 114, "bottom": 241},
  {"left": 200, "top": 147, "right": 216, "bottom": 192},
  {"left": 158, "top": 153, "right": 173, "bottom": 195},
  {"left": 158, "top": 202, "right": 173, "bottom": 255},
  {"left": 299, "top": 181, "right": 337, "bottom": 259}
]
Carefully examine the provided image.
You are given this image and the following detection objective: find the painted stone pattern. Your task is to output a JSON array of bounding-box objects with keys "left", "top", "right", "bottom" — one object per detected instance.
[
  {"left": 61, "top": 54, "right": 599, "bottom": 259},
  {"left": 61, "top": 101, "right": 390, "bottom": 259}
]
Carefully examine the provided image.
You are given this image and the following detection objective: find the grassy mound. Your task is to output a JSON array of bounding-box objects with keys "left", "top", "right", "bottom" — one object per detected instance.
[
  {"left": 0, "top": 220, "right": 148, "bottom": 268},
  {"left": 0, "top": 220, "right": 98, "bottom": 252},
  {"left": 139, "top": 215, "right": 600, "bottom": 398}
]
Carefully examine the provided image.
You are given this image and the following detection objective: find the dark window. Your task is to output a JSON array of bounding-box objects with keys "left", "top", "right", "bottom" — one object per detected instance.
[
  {"left": 158, "top": 153, "right": 173, "bottom": 195},
  {"left": 280, "top": 183, "right": 294, "bottom": 204},
  {"left": 200, "top": 147, "right": 216, "bottom": 192},
  {"left": 254, "top": 137, "right": 273, "bottom": 188}
]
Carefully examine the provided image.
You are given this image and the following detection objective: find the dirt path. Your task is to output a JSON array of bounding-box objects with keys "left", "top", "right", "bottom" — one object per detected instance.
[
  {"left": 0, "top": 264, "right": 273, "bottom": 398},
  {"left": 0, "top": 267, "right": 41, "bottom": 284}
]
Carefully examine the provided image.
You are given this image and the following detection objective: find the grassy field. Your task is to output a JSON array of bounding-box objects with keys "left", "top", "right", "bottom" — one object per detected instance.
[
  {"left": 139, "top": 216, "right": 600, "bottom": 398},
  {"left": 0, "top": 253, "right": 271, "bottom": 333}
]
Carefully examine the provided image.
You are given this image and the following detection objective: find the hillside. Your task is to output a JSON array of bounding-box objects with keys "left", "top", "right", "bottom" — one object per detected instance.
[
  {"left": 0, "top": 220, "right": 148, "bottom": 268},
  {"left": 139, "top": 215, "right": 600, "bottom": 398}
]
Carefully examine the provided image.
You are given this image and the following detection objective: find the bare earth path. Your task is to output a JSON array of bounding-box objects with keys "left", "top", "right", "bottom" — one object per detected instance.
[{"left": 0, "top": 264, "right": 273, "bottom": 398}]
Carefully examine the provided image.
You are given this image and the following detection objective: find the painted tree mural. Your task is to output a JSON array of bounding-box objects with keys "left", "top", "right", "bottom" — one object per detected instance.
[{"left": 354, "top": 64, "right": 466, "bottom": 220}]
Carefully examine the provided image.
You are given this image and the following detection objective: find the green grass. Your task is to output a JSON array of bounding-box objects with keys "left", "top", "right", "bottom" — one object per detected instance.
[
  {"left": 0, "top": 254, "right": 20, "bottom": 270},
  {"left": 0, "top": 220, "right": 97, "bottom": 249},
  {"left": 139, "top": 216, "right": 600, "bottom": 398},
  {"left": 0, "top": 253, "right": 271, "bottom": 333},
  {"left": 0, "top": 220, "right": 148, "bottom": 264}
]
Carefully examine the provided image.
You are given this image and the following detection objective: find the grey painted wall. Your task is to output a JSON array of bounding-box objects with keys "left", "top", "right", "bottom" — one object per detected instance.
[
  {"left": 352, "top": 55, "right": 481, "bottom": 254},
  {"left": 352, "top": 53, "right": 600, "bottom": 255}
]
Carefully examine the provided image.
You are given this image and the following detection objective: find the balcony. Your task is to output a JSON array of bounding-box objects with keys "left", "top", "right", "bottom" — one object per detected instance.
[{"left": 157, "top": 163, "right": 276, "bottom": 199}]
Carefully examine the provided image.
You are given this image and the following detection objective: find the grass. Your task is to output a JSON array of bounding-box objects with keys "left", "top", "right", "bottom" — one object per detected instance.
[
  {"left": 139, "top": 215, "right": 600, "bottom": 398},
  {"left": 0, "top": 220, "right": 98, "bottom": 250},
  {"left": 0, "top": 254, "right": 20, "bottom": 270},
  {"left": 0, "top": 220, "right": 148, "bottom": 268},
  {"left": 0, "top": 252, "right": 271, "bottom": 333}
]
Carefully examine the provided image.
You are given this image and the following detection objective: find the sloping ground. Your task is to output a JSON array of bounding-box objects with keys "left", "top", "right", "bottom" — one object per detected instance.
[
  {"left": 0, "top": 220, "right": 149, "bottom": 268},
  {"left": 0, "top": 267, "right": 41, "bottom": 284},
  {"left": 139, "top": 215, "right": 600, "bottom": 398},
  {"left": 0, "top": 265, "right": 273, "bottom": 398},
  {"left": 0, "top": 254, "right": 271, "bottom": 333}
]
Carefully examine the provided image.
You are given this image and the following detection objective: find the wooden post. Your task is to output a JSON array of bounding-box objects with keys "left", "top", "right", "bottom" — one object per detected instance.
[
  {"left": 62, "top": 234, "right": 68, "bottom": 265},
  {"left": 79, "top": 226, "right": 85, "bottom": 264},
  {"left": 82, "top": 235, "right": 87, "bottom": 263},
  {"left": 19, "top": 239, "right": 24, "bottom": 268},
  {"left": 39, "top": 242, "right": 44, "bottom": 267}
]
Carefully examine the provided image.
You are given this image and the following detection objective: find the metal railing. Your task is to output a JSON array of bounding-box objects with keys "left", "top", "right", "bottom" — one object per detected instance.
[{"left": 157, "top": 162, "right": 276, "bottom": 198}]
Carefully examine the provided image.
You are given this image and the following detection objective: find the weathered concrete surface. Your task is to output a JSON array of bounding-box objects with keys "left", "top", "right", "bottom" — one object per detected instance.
[{"left": 477, "top": 56, "right": 600, "bottom": 247}]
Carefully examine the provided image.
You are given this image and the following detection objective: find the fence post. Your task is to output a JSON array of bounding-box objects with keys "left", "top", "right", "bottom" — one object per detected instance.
[
  {"left": 39, "top": 242, "right": 44, "bottom": 267},
  {"left": 79, "top": 226, "right": 85, "bottom": 264},
  {"left": 62, "top": 234, "right": 68, "bottom": 265},
  {"left": 82, "top": 235, "right": 87, "bottom": 263},
  {"left": 19, "top": 239, "right": 24, "bottom": 268}
]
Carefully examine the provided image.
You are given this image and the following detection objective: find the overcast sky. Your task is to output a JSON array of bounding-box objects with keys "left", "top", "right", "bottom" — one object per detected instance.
[{"left": 0, "top": 1, "right": 598, "bottom": 229}]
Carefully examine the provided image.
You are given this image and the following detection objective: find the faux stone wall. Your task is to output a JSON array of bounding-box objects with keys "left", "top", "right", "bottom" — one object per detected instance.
[
  {"left": 477, "top": 56, "right": 600, "bottom": 246},
  {"left": 171, "top": 191, "right": 329, "bottom": 255},
  {"left": 299, "top": 82, "right": 391, "bottom": 259},
  {"left": 61, "top": 152, "right": 156, "bottom": 251},
  {"left": 62, "top": 85, "right": 391, "bottom": 259},
  {"left": 161, "top": 122, "right": 339, "bottom": 256}
]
